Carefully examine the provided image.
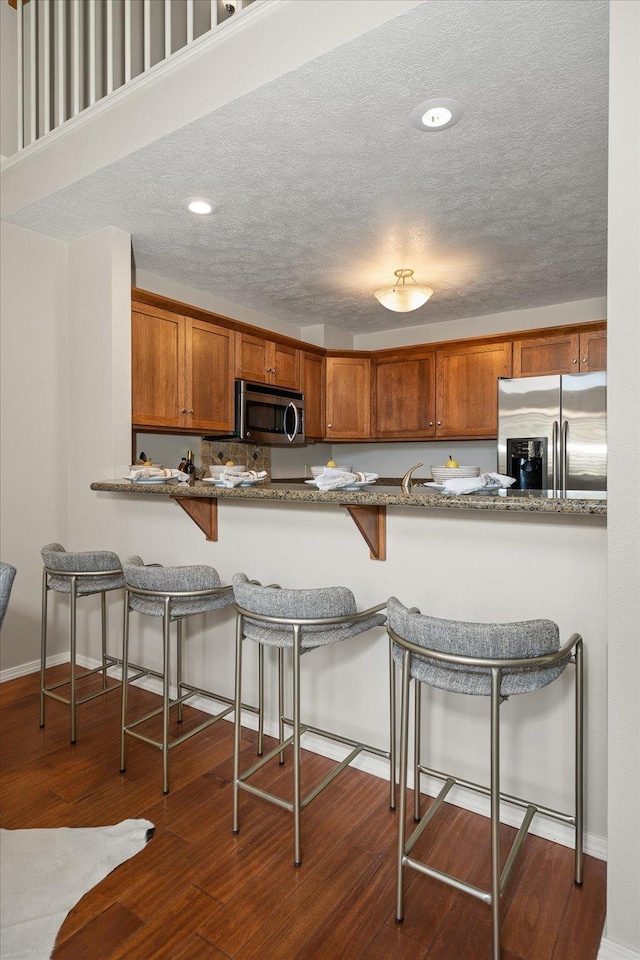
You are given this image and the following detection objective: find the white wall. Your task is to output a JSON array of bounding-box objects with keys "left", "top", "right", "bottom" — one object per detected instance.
[
  {"left": 0, "top": 222, "right": 69, "bottom": 672},
  {"left": 0, "top": 3, "right": 17, "bottom": 160},
  {"left": 602, "top": 1, "right": 640, "bottom": 955}
]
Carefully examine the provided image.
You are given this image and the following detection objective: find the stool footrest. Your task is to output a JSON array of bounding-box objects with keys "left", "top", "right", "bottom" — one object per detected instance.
[
  {"left": 281, "top": 716, "right": 392, "bottom": 762},
  {"left": 404, "top": 855, "right": 492, "bottom": 904}
]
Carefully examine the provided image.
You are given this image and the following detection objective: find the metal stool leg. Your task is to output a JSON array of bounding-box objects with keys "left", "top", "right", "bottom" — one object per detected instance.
[
  {"left": 232, "top": 611, "right": 244, "bottom": 835},
  {"left": 177, "top": 617, "right": 184, "bottom": 724},
  {"left": 69, "top": 576, "right": 78, "bottom": 744},
  {"left": 257, "top": 643, "right": 264, "bottom": 756},
  {"left": 101, "top": 591, "right": 108, "bottom": 689},
  {"left": 490, "top": 667, "right": 502, "bottom": 960},
  {"left": 40, "top": 571, "right": 48, "bottom": 728},
  {"left": 162, "top": 597, "right": 171, "bottom": 795},
  {"left": 414, "top": 681, "right": 422, "bottom": 822},
  {"left": 575, "top": 637, "right": 584, "bottom": 885},
  {"left": 395, "top": 648, "right": 411, "bottom": 923},
  {"left": 389, "top": 638, "right": 397, "bottom": 810},
  {"left": 120, "top": 591, "right": 131, "bottom": 773},
  {"left": 292, "top": 624, "right": 302, "bottom": 867},
  {"left": 278, "top": 647, "right": 285, "bottom": 765}
]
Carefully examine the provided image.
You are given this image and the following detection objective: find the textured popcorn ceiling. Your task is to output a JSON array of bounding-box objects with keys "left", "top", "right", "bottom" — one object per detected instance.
[{"left": 5, "top": 0, "right": 609, "bottom": 334}]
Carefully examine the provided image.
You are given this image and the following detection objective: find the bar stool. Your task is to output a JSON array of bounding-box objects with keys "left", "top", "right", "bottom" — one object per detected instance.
[
  {"left": 232, "top": 572, "right": 393, "bottom": 867},
  {"left": 387, "top": 596, "right": 584, "bottom": 960},
  {"left": 40, "top": 544, "right": 125, "bottom": 743},
  {"left": 0, "top": 562, "right": 17, "bottom": 630},
  {"left": 121, "top": 557, "right": 261, "bottom": 795}
]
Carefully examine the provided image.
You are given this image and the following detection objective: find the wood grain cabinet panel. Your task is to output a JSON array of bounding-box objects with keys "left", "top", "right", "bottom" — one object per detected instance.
[
  {"left": 436, "top": 341, "right": 512, "bottom": 439},
  {"left": 236, "top": 333, "right": 301, "bottom": 390},
  {"left": 579, "top": 329, "right": 607, "bottom": 371},
  {"left": 302, "top": 352, "right": 325, "bottom": 440},
  {"left": 513, "top": 333, "right": 580, "bottom": 377},
  {"left": 326, "top": 356, "right": 371, "bottom": 439},
  {"left": 132, "top": 309, "right": 185, "bottom": 429},
  {"left": 372, "top": 351, "right": 436, "bottom": 439},
  {"left": 132, "top": 306, "right": 234, "bottom": 433}
]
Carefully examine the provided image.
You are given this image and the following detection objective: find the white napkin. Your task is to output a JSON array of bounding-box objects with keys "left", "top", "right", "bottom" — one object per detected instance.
[
  {"left": 126, "top": 467, "right": 189, "bottom": 482},
  {"left": 314, "top": 469, "right": 378, "bottom": 491},
  {"left": 217, "top": 469, "right": 267, "bottom": 487},
  {"left": 440, "top": 472, "right": 516, "bottom": 495}
]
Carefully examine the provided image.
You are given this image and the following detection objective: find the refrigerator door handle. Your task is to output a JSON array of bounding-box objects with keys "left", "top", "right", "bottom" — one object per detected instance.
[
  {"left": 552, "top": 420, "right": 559, "bottom": 495},
  {"left": 561, "top": 419, "right": 569, "bottom": 496}
]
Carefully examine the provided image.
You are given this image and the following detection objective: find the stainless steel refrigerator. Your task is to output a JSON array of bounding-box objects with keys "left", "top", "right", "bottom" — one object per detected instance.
[{"left": 497, "top": 372, "right": 607, "bottom": 493}]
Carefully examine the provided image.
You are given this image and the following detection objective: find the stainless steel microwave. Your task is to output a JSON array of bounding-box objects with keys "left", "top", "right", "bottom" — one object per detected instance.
[{"left": 234, "top": 379, "right": 305, "bottom": 445}]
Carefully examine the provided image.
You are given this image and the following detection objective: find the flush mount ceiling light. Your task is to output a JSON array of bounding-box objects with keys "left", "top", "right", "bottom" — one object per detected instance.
[
  {"left": 374, "top": 269, "right": 434, "bottom": 313},
  {"left": 182, "top": 197, "right": 218, "bottom": 215},
  {"left": 410, "top": 98, "right": 463, "bottom": 132}
]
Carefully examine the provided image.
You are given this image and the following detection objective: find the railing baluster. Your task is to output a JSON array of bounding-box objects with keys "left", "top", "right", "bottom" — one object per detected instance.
[
  {"left": 72, "top": 0, "right": 80, "bottom": 116},
  {"left": 144, "top": 0, "right": 151, "bottom": 72},
  {"left": 17, "top": 0, "right": 24, "bottom": 150},
  {"left": 187, "top": 0, "right": 194, "bottom": 43},
  {"left": 210, "top": 0, "right": 218, "bottom": 28},
  {"left": 29, "top": 0, "right": 37, "bottom": 142},
  {"left": 89, "top": 0, "right": 96, "bottom": 106},
  {"left": 124, "top": 0, "right": 132, "bottom": 84},
  {"left": 106, "top": 0, "right": 113, "bottom": 95},
  {"left": 44, "top": 0, "right": 51, "bottom": 134},
  {"left": 164, "top": 0, "right": 172, "bottom": 59},
  {"left": 56, "top": 0, "right": 65, "bottom": 127}
]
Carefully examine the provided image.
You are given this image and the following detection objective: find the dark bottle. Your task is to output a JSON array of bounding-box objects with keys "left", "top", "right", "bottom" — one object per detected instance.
[
  {"left": 184, "top": 450, "right": 195, "bottom": 476},
  {"left": 177, "top": 457, "right": 187, "bottom": 473}
]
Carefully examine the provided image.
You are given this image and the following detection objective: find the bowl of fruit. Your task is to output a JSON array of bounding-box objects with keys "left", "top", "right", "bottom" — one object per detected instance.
[
  {"left": 209, "top": 461, "right": 247, "bottom": 479},
  {"left": 310, "top": 460, "right": 352, "bottom": 478},
  {"left": 430, "top": 457, "right": 481, "bottom": 483}
]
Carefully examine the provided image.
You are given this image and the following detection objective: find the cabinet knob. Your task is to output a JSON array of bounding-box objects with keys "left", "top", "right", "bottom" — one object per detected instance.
[
  {"left": 327, "top": 423, "right": 332, "bottom": 428},
  {"left": 180, "top": 408, "right": 187, "bottom": 414},
  {"left": 429, "top": 421, "right": 434, "bottom": 426},
  {"left": 437, "top": 421, "right": 442, "bottom": 426},
  {"left": 188, "top": 409, "right": 194, "bottom": 414},
  {"left": 582, "top": 357, "right": 587, "bottom": 363},
  {"left": 572, "top": 358, "right": 578, "bottom": 364}
]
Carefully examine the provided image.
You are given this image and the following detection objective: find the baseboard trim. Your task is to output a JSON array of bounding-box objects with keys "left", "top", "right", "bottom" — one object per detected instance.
[
  {"left": 598, "top": 937, "right": 640, "bottom": 960},
  {"left": 0, "top": 654, "right": 68, "bottom": 683},
  {"left": 9, "top": 656, "right": 608, "bottom": 863}
]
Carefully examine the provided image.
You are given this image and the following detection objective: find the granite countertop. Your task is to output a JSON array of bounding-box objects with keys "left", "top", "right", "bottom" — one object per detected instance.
[{"left": 90, "top": 479, "right": 607, "bottom": 516}]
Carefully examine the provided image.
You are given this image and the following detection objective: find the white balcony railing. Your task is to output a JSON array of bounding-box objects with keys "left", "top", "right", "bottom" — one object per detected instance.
[{"left": 10, "top": 0, "right": 253, "bottom": 152}]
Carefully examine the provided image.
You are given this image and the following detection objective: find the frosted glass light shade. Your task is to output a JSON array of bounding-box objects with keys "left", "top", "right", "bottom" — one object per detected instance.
[{"left": 374, "top": 283, "right": 434, "bottom": 313}]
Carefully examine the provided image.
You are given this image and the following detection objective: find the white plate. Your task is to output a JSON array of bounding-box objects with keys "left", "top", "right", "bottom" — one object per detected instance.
[
  {"left": 423, "top": 481, "right": 502, "bottom": 493},
  {"left": 305, "top": 479, "right": 376, "bottom": 491},
  {"left": 202, "top": 477, "right": 265, "bottom": 487},
  {"left": 129, "top": 476, "right": 180, "bottom": 484}
]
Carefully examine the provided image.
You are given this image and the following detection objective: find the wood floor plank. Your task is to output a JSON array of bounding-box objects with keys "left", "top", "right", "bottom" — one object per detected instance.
[{"left": 1, "top": 668, "right": 607, "bottom": 960}]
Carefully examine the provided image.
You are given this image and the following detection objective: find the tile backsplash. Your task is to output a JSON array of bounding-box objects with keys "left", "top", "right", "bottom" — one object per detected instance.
[{"left": 200, "top": 440, "right": 270, "bottom": 475}]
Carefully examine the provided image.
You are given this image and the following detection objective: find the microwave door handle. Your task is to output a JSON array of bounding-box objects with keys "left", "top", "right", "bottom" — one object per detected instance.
[
  {"left": 561, "top": 420, "right": 569, "bottom": 496},
  {"left": 552, "top": 420, "right": 559, "bottom": 495},
  {"left": 284, "top": 402, "right": 297, "bottom": 443}
]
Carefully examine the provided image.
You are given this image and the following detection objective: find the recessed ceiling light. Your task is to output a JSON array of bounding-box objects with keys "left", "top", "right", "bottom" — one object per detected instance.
[
  {"left": 183, "top": 197, "right": 218, "bottom": 215},
  {"left": 410, "top": 98, "right": 463, "bottom": 132}
]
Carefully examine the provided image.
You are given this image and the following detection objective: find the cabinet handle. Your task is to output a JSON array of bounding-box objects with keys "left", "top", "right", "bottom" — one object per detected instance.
[{"left": 572, "top": 358, "right": 578, "bottom": 364}]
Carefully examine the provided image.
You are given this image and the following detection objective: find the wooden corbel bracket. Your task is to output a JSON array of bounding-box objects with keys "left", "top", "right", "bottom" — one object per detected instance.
[
  {"left": 172, "top": 496, "right": 218, "bottom": 541},
  {"left": 341, "top": 505, "right": 387, "bottom": 561}
]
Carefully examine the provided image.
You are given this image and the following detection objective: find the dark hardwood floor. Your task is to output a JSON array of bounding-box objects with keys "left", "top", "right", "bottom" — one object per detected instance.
[{"left": 1, "top": 666, "right": 606, "bottom": 959}]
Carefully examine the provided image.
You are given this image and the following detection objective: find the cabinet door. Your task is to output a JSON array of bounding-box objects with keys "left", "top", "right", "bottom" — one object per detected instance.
[
  {"left": 326, "top": 357, "right": 371, "bottom": 439},
  {"left": 235, "top": 332, "right": 269, "bottom": 384},
  {"left": 580, "top": 329, "right": 607, "bottom": 371},
  {"left": 436, "top": 341, "right": 512, "bottom": 439},
  {"left": 132, "top": 308, "right": 186, "bottom": 428},
  {"left": 186, "top": 319, "right": 235, "bottom": 432},
  {"left": 272, "top": 342, "right": 301, "bottom": 390},
  {"left": 373, "top": 351, "right": 436, "bottom": 439},
  {"left": 302, "top": 352, "right": 325, "bottom": 439},
  {"left": 512, "top": 333, "right": 579, "bottom": 376}
]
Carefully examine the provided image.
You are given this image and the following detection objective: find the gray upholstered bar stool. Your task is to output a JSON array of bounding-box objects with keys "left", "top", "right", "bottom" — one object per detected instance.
[
  {"left": 232, "top": 573, "right": 393, "bottom": 867},
  {"left": 40, "top": 544, "right": 125, "bottom": 743},
  {"left": 0, "top": 562, "right": 17, "bottom": 630},
  {"left": 387, "top": 597, "right": 584, "bottom": 960},
  {"left": 121, "top": 557, "right": 256, "bottom": 795}
]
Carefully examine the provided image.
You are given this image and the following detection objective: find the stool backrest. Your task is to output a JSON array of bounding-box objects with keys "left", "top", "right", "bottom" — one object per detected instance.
[
  {"left": 387, "top": 597, "right": 560, "bottom": 661},
  {"left": 41, "top": 543, "right": 122, "bottom": 573},
  {"left": 123, "top": 556, "right": 222, "bottom": 594},
  {"left": 0, "top": 562, "right": 17, "bottom": 630},
  {"left": 233, "top": 572, "right": 357, "bottom": 624}
]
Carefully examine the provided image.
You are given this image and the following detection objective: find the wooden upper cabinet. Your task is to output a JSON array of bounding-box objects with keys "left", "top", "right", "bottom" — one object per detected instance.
[
  {"left": 512, "top": 325, "right": 606, "bottom": 376},
  {"left": 579, "top": 329, "right": 607, "bottom": 371},
  {"left": 302, "top": 352, "right": 325, "bottom": 440},
  {"left": 372, "top": 350, "right": 436, "bottom": 439},
  {"left": 513, "top": 332, "right": 580, "bottom": 377},
  {"left": 235, "top": 332, "right": 301, "bottom": 390},
  {"left": 436, "top": 341, "right": 512, "bottom": 439},
  {"left": 132, "top": 305, "right": 234, "bottom": 433},
  {"left": 186, "top": 319, "right": 235, "bottom": 432},
  {"left": 132, "top": 308, "right": 185, "bottom": 429},
  {"left": 325, "top": 356, "right": 371, "bottom": 440}
]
